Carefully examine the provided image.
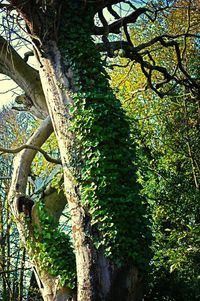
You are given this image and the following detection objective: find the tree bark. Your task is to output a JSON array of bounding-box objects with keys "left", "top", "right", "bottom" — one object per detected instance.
[
  {"left": 0, "top": 36, "right": 47, "bottom": 119},
  {"left": 35, "top": 39, "right": 144, "bottom": 301},
  {"left": 37, "top": 41, "right": 100, "bottom": 301}
]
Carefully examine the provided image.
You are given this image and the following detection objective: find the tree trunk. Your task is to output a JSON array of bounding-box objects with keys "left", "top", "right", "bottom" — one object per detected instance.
[
  {"left": 37, "top": 41, "right": 100, "bottom": 301},
  {"left": 35, "top": 37, "right": 144, "bottom": 300},
  {"left": 97, "top": 254, "right": 144, "bottom": 301},
  {"left": 31, "top": 266, "right": 76, "bottom": 301}
]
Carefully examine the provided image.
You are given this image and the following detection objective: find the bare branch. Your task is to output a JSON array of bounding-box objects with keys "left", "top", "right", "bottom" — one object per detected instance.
[
  {"left": 0, "top": 144, "right": 61, "bottom": 164},
  {"left": 8, "top": 116, "right": 53, "bottom": 197},
  {"left": 0, "top": 176, "right": 12, "bottom": 180},
  {"left": 0, "top": 3, "right": 13, "bottom": 9},
  {"left": 133, "top": 33, "right": 200, "bottom": 52},
  {"left": 97, "top": 30, "right": 200, "bottom": 97},
  {"left": 107, "top": 4, "right": 120, "bottom": 19},
  {"left": 24, "top": 50, "right": 34, "bottom": 62},
  {"left": 93, "top": 7, "right": 148, "bottom": 35}
]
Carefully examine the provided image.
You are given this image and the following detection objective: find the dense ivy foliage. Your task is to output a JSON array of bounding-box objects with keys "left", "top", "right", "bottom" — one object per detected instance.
[
  {"left": 28, "top": 200, "right": 76, "bottom": 288},
  {"left": 57, "top": 1, "right": 151, "bottom": 266}
]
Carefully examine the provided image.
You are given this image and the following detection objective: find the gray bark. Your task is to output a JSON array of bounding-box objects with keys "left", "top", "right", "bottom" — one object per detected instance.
[
  {"left": 0, "top": 35, "right": 47, "bottom": 118},
  {"left": 36, "top": 41, "right": 100, "bottom": 301}
]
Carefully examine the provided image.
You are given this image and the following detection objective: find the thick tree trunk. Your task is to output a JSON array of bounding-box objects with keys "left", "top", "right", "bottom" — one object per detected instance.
[
  {"left": 97, "top": 254, "right": 144, "bottom": 301},
  {"left": 36, "top": 40, "right": 144, "bottom": 301},
  {"left": 37, "top": 42, "right": 100, "bottom": 301}
]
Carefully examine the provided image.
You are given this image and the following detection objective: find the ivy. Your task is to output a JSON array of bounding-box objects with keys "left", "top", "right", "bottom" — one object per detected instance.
[
  {"left": 28, "top": 200, "right": 76, "bottom": 289},
  {"left": 56, "top": 0, "right": 151, "bottom": 267}
]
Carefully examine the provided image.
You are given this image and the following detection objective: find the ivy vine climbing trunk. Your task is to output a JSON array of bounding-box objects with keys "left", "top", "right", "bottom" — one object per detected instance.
[
  {"left": 35, "top": 30, "right": 146, "bottom": 301},
  {"left": 11, "top": 1, "right": 150, "bottom": 301},
  {"left": 37, "top": 41, "right": 101, "bottom": 301}
]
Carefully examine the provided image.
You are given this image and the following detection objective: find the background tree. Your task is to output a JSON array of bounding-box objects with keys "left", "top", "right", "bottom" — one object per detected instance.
[
  {"left": 0, "top": 108, "right": 43, "bottom": 301},
  {"left": 110, "top": 3, "right": 200, "bottom": 299}
]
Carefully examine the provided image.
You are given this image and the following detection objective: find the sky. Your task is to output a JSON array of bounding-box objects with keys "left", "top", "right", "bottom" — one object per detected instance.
[{"left": 0, "top": 75, "right": 20, "bottom": 108}]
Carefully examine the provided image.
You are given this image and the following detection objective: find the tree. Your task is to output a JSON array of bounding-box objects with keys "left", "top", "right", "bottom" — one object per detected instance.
[
  {"left": 0, "top": 1, "right": 199, "bottom": 301},
  {"left": 137, "top": 91, "right": 200, "bottom": 301}
]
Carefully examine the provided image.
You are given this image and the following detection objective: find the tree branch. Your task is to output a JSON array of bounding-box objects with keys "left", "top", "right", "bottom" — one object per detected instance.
[
  {"left": 97, "top": 32, "right": 200, "bottom": 96},
  {"left": 0, "top": 176, "right": 12, "bottom": 180},
  {"left": 7, "top": 115, "right": 69, "bottom": 296},
  {"left": 134, "top": 33, "right": 200, "bottom": 52},
  {"left": 0, "top": 35, "right": 47, "bottom": 118},
  {"left": 8, "top": 116, "right": 53, "bottom": 198},
  {"left": 0, "top": 144, "right": 61, "bottom": 164},
  {"left": 93, "top": 7, "right": 147, "bottom": 35},
  {"left": 107, "top": 4, "right": 120, "bottom": 19}
]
